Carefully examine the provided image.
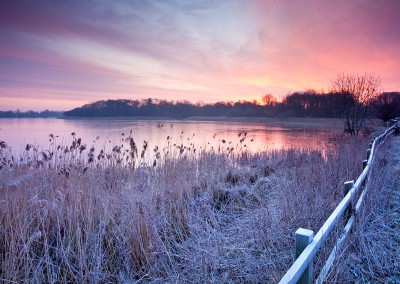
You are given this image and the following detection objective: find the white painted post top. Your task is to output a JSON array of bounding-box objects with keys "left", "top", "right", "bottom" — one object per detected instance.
[{"left": 296, "top": 228, "right": 314, "bottom": 238}]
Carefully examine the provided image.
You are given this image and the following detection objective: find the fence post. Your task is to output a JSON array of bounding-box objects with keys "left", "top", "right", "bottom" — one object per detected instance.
[
  {"left": 366, "top": 149, "right": 371, "bottom": 160},
  {"left": 344, "top": 181, "right": 354, "bottom": 221},
  {"left": 362, "top": 160, "right": 368, "bottom": 187},
  {"left": 389, "top": 119, "right": 397, "bottom": 127},
  {"left": 296, "top": 228, "right": 314, "bottom": 284},
  {"left": 362, "top": 160, "right": 368, "bottom": 170}
]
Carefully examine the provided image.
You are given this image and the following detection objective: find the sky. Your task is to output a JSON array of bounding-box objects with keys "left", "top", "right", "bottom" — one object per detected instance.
[{"left": 0, "top": 0, "right": 399, "bottom": 111}]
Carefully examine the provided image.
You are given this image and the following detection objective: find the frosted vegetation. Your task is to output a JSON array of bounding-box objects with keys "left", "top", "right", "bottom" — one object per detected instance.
[
  {"left": 0, "top": 130, "right": 395, "bottom": 282},
  {"left": 326, "top": 137, "right": 400, "bottom": 282}
]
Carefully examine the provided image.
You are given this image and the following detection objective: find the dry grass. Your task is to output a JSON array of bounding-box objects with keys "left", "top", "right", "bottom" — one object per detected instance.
[
  {"left": 0, "top": 132, "right": 373, "bottom": 283},
  {"left": 325, "top": 136, "right": 400, "bottom": 283}
]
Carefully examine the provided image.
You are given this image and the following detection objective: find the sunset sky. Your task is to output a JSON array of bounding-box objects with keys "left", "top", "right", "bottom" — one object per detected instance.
[{"left": 1, "top": 0, "right": 399, "bottom": 111}]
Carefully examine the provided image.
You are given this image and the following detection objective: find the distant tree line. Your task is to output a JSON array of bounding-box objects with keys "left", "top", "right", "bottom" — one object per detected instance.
[
  {"left": 64, "top": 98, "right": 272, "bottom": 118},
  {"left": 63, "top": 91, "right": 400, "bottom": 122},
  {"left": 2, "top": 90, "right": 399, "bottom": 125},
  {"left": 372, "top": 92, "right": 400, "bottom": 122},
  {"left": 0, "top": 110, "right": 64, "bottom": 118}
]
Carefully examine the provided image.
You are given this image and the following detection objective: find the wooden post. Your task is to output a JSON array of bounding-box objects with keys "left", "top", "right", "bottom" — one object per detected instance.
[
  {"left": 366, "top": 149, "right": 371, "bottom": 160},
  {"left": 344, "top": 181, "right": 354, "bottom": 221},
  {"left": 362, "top": 160, "right": 368, "bottom": 187},
  {"left": 296, "top": 228, "right": 314, "bottom": 284},
  {"left": 362, "top": 160, "right": 368, "bottom": 170},
  {"left": 389, "top": 119, "right": 397, "bottom": 127}
]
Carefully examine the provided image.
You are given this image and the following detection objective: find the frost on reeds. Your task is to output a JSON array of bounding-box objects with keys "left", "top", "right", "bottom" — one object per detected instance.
[
  {"left": 326, "top": 138, "right": 400, "bottom": 283},
  {"left": 0, "top": 132, "right": 370, "bottom": 282}
]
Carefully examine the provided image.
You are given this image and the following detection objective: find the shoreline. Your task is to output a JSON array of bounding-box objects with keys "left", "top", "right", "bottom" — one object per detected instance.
[
  {"left": 1, "top": 116, "right": 384, "bottom": 133},
  {"left": 44, "top": 116, "right": 383, "bottom": 130}
]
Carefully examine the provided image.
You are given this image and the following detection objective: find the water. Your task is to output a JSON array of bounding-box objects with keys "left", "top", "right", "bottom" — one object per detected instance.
[{"left": 0, "top": 118, "right": 341, "bottom": 160}]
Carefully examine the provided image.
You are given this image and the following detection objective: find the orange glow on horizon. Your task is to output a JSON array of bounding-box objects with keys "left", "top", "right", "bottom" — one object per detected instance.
[{"left": 0, "top": 1, "right": 399, "bottom": 111}]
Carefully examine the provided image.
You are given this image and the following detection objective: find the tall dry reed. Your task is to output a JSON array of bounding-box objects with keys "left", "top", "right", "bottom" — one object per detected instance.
[
  {"left": 0, "top": 133, "right": 371, "bottom": 282},
  {"left": 325, "top": 137, "right": 400, "bottom": 283}
]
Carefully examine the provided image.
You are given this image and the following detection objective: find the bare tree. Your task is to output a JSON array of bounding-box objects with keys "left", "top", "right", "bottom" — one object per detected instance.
[
  {"left": 331, "top": 73, "right": 381, "bottom": 136},
  {"left": 261, "top": 93, "right": 277, "bottom": 106}
]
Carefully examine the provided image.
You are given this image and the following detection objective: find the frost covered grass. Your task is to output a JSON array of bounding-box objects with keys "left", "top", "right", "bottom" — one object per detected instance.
[
  {"left": 325, "top": 136, "right": 400, "bottom": 283},
  {"left": 0, "top": 133, "right": 371, "bottom": 282}
]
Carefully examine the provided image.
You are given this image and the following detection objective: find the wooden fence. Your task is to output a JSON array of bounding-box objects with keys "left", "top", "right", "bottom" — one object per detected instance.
[{"left": 279, "top": 119, "right": 398, "bottom": 284}]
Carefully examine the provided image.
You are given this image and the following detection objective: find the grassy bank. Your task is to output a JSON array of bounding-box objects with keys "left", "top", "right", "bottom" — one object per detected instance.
[
  {"left": 0, "top": 133, "right": 371, "bottom": 282},
  {"left": 326, "top": 136, "right": 400, "bottom": 282}
]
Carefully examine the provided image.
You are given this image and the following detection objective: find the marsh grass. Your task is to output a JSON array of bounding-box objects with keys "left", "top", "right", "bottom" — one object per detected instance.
[
  {"left": 325, "top": 137, "right": 400, "bottom": 283},
  {"left": 0, "top": 132, "right": 371, "bottom": 282}
]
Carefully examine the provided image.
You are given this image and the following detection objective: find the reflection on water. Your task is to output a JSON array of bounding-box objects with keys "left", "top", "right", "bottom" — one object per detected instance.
[{"left": 0, "top": 118, "right": 341, "bottom": 157}]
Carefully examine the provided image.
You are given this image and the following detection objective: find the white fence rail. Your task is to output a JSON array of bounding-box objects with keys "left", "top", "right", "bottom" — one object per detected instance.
[{"left": 279, "top": 119, "right": 398, "bottom": 284}]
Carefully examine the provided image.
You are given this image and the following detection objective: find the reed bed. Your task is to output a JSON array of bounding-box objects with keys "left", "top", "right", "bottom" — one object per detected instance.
[{"left": 0, "top": 132, "right": 370, "bottom": 283}]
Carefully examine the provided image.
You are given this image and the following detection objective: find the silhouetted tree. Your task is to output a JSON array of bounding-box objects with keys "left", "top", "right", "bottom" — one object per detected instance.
[
  {"left": 372, "top": 92, "right": 400, "bottom": 122},
  {"left": 261, "top": 93, "right": 277, "bottom": 106},
  {"left": 331, "top": 73, "right": 381, "bottom": 136}
]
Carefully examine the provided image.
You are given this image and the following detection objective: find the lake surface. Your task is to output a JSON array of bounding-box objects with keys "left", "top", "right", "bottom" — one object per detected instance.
[{"left": 0, "top": 118, "right": 342, "bottom": 160}]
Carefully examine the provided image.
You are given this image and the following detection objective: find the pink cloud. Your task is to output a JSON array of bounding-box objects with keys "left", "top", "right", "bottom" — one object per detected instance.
[
  {"left": 0, "top": 0, "right": 399, "bottom": 111},
  {"left": 249, "top": 0, "right": 400, "bottom": 92}
]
